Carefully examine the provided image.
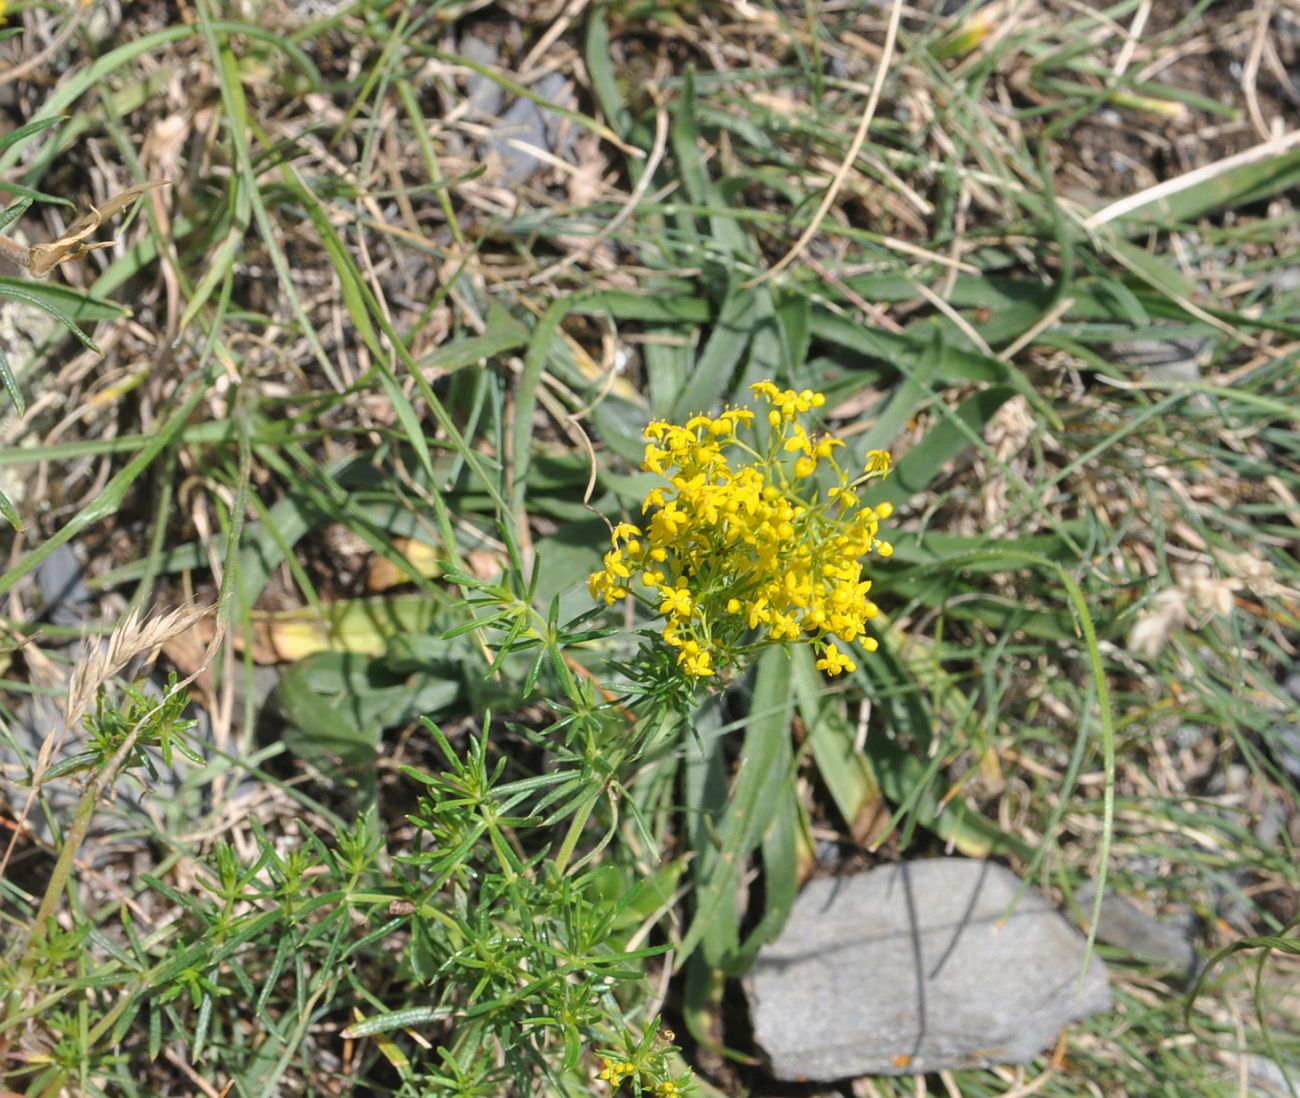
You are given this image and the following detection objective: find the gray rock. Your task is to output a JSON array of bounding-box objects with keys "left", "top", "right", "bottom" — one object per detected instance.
[
  {"left": 457, "top": 36, "right": 577, "bottom": 184},
  {"left": 289, "top": 0, "right": 347, "bottom": 15},
  {"left": 1270, "top": 722, "right": 1300, "bottom": 783},
  {"left": 1112, "top": 337, "right": 1204, "bottom": 383},
  {"left": 1273, "top": 268, "right": 1300, "bottom": 295},
  {"left": 484, "top": 72, "right": 577, "bottom": 184},
  {"left": 1074, "top": 882, "right": 1197, "bottom": 975},
  {"left": 0, "top": 662, "right": 277, "bottom": 851},
  {"left": 460, "top": 36, "right": 504, "bottom": 118},
  {"left": 745, "top": 859, "right": 1111, "bottom": 1081},
  {"left": 1276, "top": 673, "right": 1300, "bottom": 778},
  {"left": 1244, "top": 1054, "right": 1300, "bottom": 1097},
  {"left": 36, "top": 544, "right": 92, "bottom": 630}
]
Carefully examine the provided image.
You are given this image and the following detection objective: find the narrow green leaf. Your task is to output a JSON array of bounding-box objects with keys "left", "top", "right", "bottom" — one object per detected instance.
[
  {"left": 0, "top": 278, "right": 123, "bottom": 325},
  {"left": 584, "top": 5, "right": 633, "bottom": 138},
  {"left": 344, "top": 1005, "right": 457, "bottom": 1039},
  {"left": 0, "top": 484, "right": 23, "bottom": 531},
  {"left": 0, "top": 343, "right": 23, "bottom": 415},
  {"left": 0, "top": 196, "right": 33, "bottom": 234},
  {"left": 431, "top": 46, "right": 634, "bottom": 153},
  {"left": 0, "top": 116, "right": 65, "bottom": 156},
  {"left": 0, "top": 284, "right": 102, "bottom": 352},
  {"left": 0, "top": 357, "right": 220, "bottom": 599}
]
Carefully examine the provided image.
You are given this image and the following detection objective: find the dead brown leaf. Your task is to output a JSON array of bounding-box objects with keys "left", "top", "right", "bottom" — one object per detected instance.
[{"left": 19, "top": 181, "right": 169, "bottom": 277}]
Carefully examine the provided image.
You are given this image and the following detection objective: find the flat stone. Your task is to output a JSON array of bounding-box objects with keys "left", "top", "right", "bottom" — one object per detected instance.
[
  {"left": 745, "top": 859, "right": 1112, "bottom": 1081},
  {"left": 460, "top": 36, "right": 504, "bottom": 118},
  {"left": 484, "top": 72, "right": 576, "bottom": 183},
  {"left": 36, "top": 543, "right": 92, "bottom": 630},
  {"left": 1074, "top": 881, "right": 1197, "bottom": 976},
  {"left": 1244, "top": 1054, "right": 1300, "bottom": 1097},
  {"left": 1111, "top": 337, "right": 1204, "bottom": 383}
]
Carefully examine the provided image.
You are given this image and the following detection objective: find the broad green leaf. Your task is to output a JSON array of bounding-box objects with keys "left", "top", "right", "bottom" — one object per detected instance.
[
  {"left": 867, "top": 384, "right": 1017, "bottom": 511},
  {"left": 278, "top": 647, "right": 468, "bottom": 772},
  {"left": 860, "top": 638, "right": 1030, "bottom": 859},
  {"left": 1102, "top": 236, "right": 1200, "bottom": 303},
  {"left": 682, "top": 697, "right": 738, "bottom": 966},
  {"left": 884, "top": 575, "right": 1082, "bottom": 641},
  {"left": 775, "top": 290, "right": 812, "bottom": 378},
  {"left": 645, "top": 325, "right": 693, "bottom": 417},
  {"left": 576, "top": 291, "right": 712, "bottom": 325},
  {"left": 882, "top": 526, "right": 1087, "bottom": 570},
  {"left": 729, "top": 782, "right": 798, "bottom": 974},
  {"left": 670, "top": 275, "right": 755, "bottom": 421},
  {"left": 811, "top": 310, "right": 1017, "bottom": 388},
  {"left": 793, "top": 645, "right": 882, "bottom": 839},
  {"left": 415, "top": 304, "right": 530, "bottom": 373},
  {"left": 1103, "top": 144, "right": 1300, "bottom": 231},
  {"left": 681, "top": 649, "right": 797, "bottom": 967},
  {"left": 853, "top": 324, "right": 945, "bottom": 454}
]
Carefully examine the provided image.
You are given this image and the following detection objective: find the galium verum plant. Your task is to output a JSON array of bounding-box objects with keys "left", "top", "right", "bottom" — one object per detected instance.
[{"left": 590, "top": 381, "right": 894, "bottom": 681}]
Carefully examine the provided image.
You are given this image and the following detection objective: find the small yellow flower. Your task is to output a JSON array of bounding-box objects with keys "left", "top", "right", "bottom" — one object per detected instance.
[
  {"left": 610, "top": 521, "right": 641, "bottom": 545},
  {"left": 816, "top": 642, "right": 858, "bottom": 676},
  {"left": 677, "top": 640, "right": 713, "bottom": 678},
  {"left": 589, "top": 381, "right": 894, "bottom": 681},
  {"left": 658, "top": 583, "right": 694, "bottom": 619},
  {"left": 597, "top": 1058, "right": 637, "bottom": 1086}
]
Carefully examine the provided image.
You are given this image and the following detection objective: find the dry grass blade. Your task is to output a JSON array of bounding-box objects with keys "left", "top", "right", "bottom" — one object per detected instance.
[
  {"left": 529, "top": 106, "right": 670, "bottom": 285},
  {"left": 1085, "top": 129, "right": 1300, "bottom": 230},
  {"left": 745, "top": 0, "right": 905, "bottom": 288}
]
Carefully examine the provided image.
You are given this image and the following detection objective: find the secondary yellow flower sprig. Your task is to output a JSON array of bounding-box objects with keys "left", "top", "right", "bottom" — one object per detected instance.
[{"left": 590, "top": 381, "right": 894, "bottom": 680}]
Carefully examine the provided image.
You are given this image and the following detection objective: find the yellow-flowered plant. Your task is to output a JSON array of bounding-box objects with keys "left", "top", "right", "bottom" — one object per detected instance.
[
  {"left": 590, "top": 381, "right": 894, "bottom": 681},
  {"left": 597, "top": 1059, "right": 637, "bottom": 1087}
]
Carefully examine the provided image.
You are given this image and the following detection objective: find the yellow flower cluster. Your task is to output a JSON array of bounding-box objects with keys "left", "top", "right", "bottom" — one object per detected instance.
[
  {"left": 590, "top": 381, "right": 894, "bottom": 680},
  {"left": 598, "top": 1059, "right": 637, "bottom": 1087}
]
